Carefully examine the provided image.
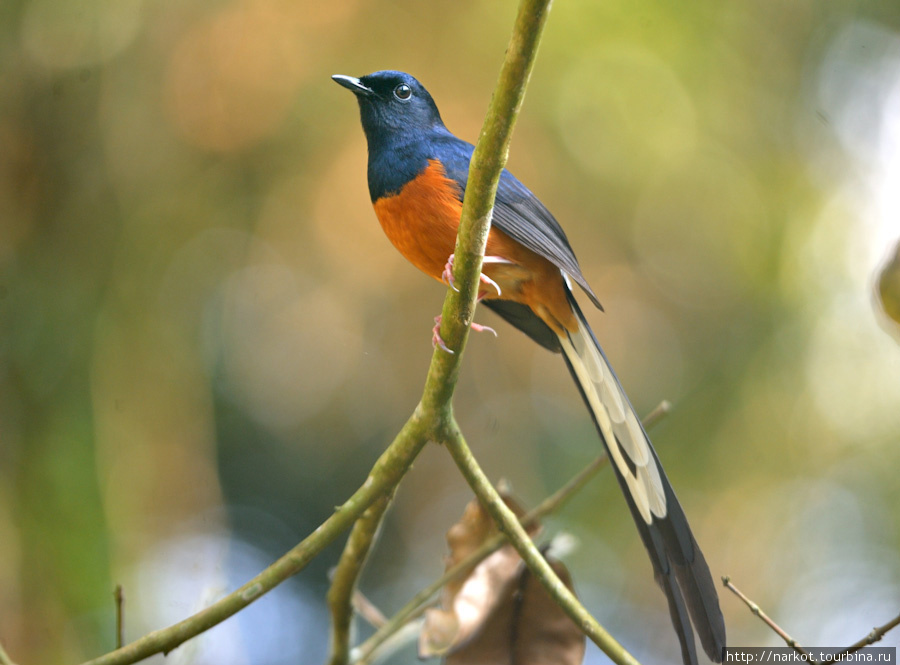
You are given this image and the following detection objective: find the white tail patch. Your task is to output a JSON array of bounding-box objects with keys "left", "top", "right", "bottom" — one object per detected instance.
[{"left": 559, "top": 322, "right": 667, "bottom": 524}]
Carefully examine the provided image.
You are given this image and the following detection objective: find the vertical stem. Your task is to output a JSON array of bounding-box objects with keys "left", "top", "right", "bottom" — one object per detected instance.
[
  {"left": 114, "top": 585, "right": 124, "bottom": 650},
  {"left": 331, "top": 1, "right": 557, "bottom": 661},
  {"left": 425, "top": 0, "right": 554, "bottom": 372},
  {"left": 440, "top": 422, "right": 641, "bottom": 665},
  {"left": 327, "top": 494, "right": 392, "bottom": 665}
]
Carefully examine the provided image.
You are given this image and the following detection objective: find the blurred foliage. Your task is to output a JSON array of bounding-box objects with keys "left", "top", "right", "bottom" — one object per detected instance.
[
  {"left": 878, "top": 238, "right": 900, "bottom": 329},
  {"left": 2, "top": 0, "right": 900, "bottom": 663}
]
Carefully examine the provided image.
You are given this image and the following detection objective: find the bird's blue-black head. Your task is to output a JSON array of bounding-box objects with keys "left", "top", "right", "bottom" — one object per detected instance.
[{"left": 332, "top": 71, "right": 445, "bottom": 150}]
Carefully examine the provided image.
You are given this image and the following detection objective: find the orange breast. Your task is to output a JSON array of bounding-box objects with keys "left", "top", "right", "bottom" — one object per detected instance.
[
  {"left": 372, "top": 159, "right": 463, "bottom": 281},
  {"left": 372, "top": 158, "right": 577, "bottom": 335}
]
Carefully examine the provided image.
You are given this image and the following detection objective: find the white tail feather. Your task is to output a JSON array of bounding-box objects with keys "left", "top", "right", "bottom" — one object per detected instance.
[{"left": 559, "top": 322, "right": 667, "bottom": 523}]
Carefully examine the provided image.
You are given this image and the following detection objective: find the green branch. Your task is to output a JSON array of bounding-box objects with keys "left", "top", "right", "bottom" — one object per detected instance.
[
  {"left": 352, "top": 401, "right": 670, "bottom": 664},
  {"left": 423, "top": 2, "right": 642, "bottom": 660},
  {"left": 77, "top": 0, "right": 555, "bottom": 660},
  {"left": 327, "top": 494, "right": 393, "bottom": 665},
  {"left": 430, "top": 0, "right": 552, "bottom": 369},
  {"left": 441, "top": 423, "right": 641, "bottom": 665},
  {"left": 78, "top": 414, "right": 431, "bottom": 665},
  {"left": 76, "top": 1, "right": 631, "bottom": 664},
  {"left": 327, "top": 1, "right": 557, "bottom": 661}
]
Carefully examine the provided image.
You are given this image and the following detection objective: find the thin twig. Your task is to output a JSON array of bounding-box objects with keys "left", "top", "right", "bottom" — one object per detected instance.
[
  {"left": 829, "top": 612, "right": 900, "bottom": 661},
  {"left": 722, "top": 576, "right": 814, "bottom": 660},
  {"left": 639, "top": 400, "right": 671, "bottom": 430},
  {"left": 723, "top": 577, "right": 900, "bottom": 664},
  {"left": 351, "top": 591, "right": 388, "bottom": 629},
  {"left": 354, "top": 620, "right": 423, "bottom": 665},
  {"left": 351, "top": 401, "right": 671, "bottom": 664},
  {"left": 441, "top": 423, "right": 641, "bottom": 665},
  {"left": 327, "top": 494, "right": 392, "bottom": 665},
  {"left": 114, "top": 585, "right": 125, "bottom": 650},
  {"left": 78, "top": 414, "right": 431, "bottom": 665}
]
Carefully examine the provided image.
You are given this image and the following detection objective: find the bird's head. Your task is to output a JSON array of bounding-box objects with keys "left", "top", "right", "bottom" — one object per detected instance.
[{"left": 332, "top": 70, "right": 444, "bottom": 146}]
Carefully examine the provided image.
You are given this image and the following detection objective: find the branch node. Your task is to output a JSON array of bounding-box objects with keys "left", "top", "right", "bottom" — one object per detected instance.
[{"left": 240, "top": 583, "right": 263, "bottom": 602}]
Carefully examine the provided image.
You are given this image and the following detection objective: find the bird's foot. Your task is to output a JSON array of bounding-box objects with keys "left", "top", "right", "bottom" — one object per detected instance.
[
  {"left": 432, "top": 315, "right": 498, "bottom": 354},
  {"left": 441, "top": 253, "right": 507, "bottom": 298},
  {"left": 432, "top": 316, "right": 454, "bottom": 354},
  {"left": 470, "top": 321, "right": 498, "bottom": 337}
]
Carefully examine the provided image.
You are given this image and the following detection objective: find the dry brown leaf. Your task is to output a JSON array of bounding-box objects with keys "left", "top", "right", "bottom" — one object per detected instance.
[
  {"left": 419, "top": 492, "right": 585, "bottom": 665},
  {"left": 420, "top": 492, "right": 530, "bottom": 657},
  {"left": 442, "top": 491, "right": 534, "bottom": 594},
  {"left": 419, "top": 545, "right": 524, "bottom": 657},
  {"left": 445, "top": 558, "right": 585, "bottom": 665}
]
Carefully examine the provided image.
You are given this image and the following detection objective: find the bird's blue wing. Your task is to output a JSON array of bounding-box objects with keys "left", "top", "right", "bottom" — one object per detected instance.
[{"left": 431, "top": 133, "right": 601, "bottom": 309}]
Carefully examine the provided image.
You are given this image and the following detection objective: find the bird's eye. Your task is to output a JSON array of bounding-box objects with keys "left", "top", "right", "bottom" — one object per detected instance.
[{"left": 394, "top": 84, "right": 412, "bottom": 100}]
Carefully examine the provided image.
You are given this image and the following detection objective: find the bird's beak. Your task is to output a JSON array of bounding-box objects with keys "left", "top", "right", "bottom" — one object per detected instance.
[{"left": 332, "top": 75, "right": 374, "bottom": 97}]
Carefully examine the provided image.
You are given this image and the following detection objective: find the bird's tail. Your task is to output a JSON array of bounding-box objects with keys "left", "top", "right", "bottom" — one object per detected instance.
[{"left": 557, "top": 294, "right": 726, "bottom": 664}]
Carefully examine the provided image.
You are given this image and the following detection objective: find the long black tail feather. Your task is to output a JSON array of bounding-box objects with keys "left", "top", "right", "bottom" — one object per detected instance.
[
  {"left": 559, "top": 293, "right": 726, "bottom": 663},
  {"left": 482, "top": 290, "right": 726, "bottom": 662}
]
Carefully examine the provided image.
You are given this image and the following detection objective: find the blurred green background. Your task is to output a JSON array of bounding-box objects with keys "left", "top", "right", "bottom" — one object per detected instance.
[{"left": 2, "top": 0, "right": 900, "bottom": 663}]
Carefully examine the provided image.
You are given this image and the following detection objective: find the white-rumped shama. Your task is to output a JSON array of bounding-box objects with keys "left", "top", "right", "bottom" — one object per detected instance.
[{"left": 334, "top": 70, "right": 726, "bottom": 664}]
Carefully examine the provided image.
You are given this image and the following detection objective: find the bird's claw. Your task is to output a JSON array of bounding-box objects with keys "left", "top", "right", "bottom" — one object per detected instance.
[
  {"left": 471, "top": 322, "right": 497, "bottom": 337},
  {"left": 441, "top": 255, "right": 460, "bottom": 293},
  {"left": 478, "top": 274, "right": 502, "bottom": 299},
  {"left": 432, "top": 315, "right": 499, "bottom": 353},
  {"left": 441, "top": 253, "right": 504, "bottom": 298},
  {"left": 432, "top": 316, "right": 455, "bottom": 354}
]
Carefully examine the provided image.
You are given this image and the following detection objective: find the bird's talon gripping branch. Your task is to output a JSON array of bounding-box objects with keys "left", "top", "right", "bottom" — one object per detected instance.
[
  {"left": 441, "top": 254, "right": 460, "bottom": 292},
  {"left": 478, "top": 273, "right": 502, "bottom": 299},
  {"left": 442, "top": 253, "right": 505, "bottom": 298},
  {"left": 471, "top": 322, "right": 497, "bottom": 337},
  {"left": 432, "top": 316, "right": 498, "bottom": 353},
  {"left": 432, "top": 316, "right": 455, "bottom": 354}
]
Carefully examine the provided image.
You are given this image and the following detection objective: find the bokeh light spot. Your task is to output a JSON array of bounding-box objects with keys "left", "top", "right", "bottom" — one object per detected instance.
[
  {"left": 21, "top": 0, "right": 142, "bottom": 69},
  {"left": 313, "top": 140, "right": 405, "bottom": 294},
  {"left": 633, "top": 149, "right": 768, "bottom": 308},
  {"left": 556, "top": 45, "right": 697, "bottom": 184},
  {"left": 806, "top": 296, "right": 900, "bottom": 445},
  {"left": 163, "top": 1, "right": 309, "bottom": 152},
  {"left": 216, "top": 263, "right": 362, "bottom": 434}
]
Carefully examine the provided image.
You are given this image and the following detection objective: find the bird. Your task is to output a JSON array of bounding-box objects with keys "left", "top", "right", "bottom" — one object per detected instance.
[{"left": 333, "top": 70, "right": 726, "bottom": 664}]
